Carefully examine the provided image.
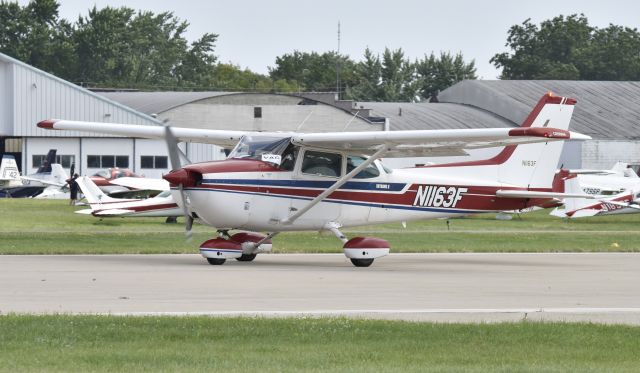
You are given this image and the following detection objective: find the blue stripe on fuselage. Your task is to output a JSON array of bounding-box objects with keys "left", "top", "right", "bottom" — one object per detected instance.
[{"left": 201, "top": 179, "right": 407, "bottom": 192}]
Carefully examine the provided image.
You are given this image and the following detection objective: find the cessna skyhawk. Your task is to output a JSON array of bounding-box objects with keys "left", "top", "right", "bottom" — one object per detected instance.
[{"left": 38, "top": 93, "right": 589, "bottom": 267}]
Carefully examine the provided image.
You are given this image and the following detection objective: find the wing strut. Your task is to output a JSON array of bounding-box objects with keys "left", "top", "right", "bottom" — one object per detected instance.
[
  {"left": 246, "top": 146, "right": 391, "bottom": 252},
  {"left": 282, "top": 146, "right": 391, "bottom": 225}
]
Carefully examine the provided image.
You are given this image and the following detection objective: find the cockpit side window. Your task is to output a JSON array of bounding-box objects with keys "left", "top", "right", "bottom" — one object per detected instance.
[
  {"left": 228, "top": 136, "right": 292, "bottom": 167},
  {"left": 347, "top": 156, "right": 380, "bottom": 179},
  {"left": 279, "top": 144, "right": 299, "bottom": 171},
  {"left": 301, "top": 150, "right": 342, "bottom": 177}
]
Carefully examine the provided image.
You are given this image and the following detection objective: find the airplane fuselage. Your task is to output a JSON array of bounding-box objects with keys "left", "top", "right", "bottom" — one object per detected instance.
[{"left": 177, "top": 158, "right": 546, "bottom": 232}]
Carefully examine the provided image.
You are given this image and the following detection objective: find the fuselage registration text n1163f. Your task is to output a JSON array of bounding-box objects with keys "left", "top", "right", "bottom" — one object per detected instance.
[{"left": 412, "top": 185, "right": 468, "bottom": 208}]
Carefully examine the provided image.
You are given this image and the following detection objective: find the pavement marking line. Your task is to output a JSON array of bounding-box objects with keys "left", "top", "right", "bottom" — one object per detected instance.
[{"left": 89, "top": 308, "right": 640, "bottom": 317}]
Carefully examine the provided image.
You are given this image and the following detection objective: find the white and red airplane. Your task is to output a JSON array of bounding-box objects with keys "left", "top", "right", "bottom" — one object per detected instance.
[
  {"left": 38, "top": 93, "right": 589, "bottom": 267},
  {"left": 551, "top": 163, "right": 640, "bottom": 218},
  {"left": 74, "top": 176, "right": 181, "bottom": 218}
]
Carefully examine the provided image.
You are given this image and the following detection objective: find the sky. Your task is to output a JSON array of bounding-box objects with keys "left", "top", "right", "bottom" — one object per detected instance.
[{"left": 18, "top": 0, "right": 640, "bottom": 79}]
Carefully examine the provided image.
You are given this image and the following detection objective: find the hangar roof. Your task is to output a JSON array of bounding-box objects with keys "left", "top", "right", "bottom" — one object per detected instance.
[
  {"left": 365, "top": 102, "right": 513, "bottom": 131},
  {"left": 438, "top": 80, "right": 640, "bottom": 140},
  {"left": 98, "top": 91, "right": 232, "bottom": 116}
]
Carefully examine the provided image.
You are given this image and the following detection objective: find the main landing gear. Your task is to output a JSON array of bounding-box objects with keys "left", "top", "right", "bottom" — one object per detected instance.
[
  {"left": 327, "top": 224, "right": 390, "bottom": 268},
  {"left": 199, "top": 226, "right": 390, "bottom": 268},
  {"left": 199, "top": 232, "right": 272, "bottom": 265}
]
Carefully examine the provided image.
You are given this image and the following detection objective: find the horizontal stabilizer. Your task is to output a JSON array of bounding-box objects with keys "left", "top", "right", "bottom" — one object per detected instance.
[
  {"left": 567, "top": 169, "right": 616, "bottom": 175},
  {"left": 495, "top": 190, "right": 596, "bottom": 199},
  {"left": 74, "top": 209, "right": 94, "bottom": 215},
  {"left": 93, "top": 209, "right": 135, "bottom": 216},
  {"left": 570, "top": 209, "right": 601, "bottom": 218}
]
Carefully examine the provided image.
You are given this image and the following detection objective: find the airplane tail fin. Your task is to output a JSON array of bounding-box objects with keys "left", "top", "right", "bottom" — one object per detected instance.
[
  {"left": 76, "top": 176, "right": 119, "bottom": 205},
  {"left": 428, "top": 93, "right": 576, "bottom": 190},
  {"left": 611, "top": 162, "right": 639, "bottom": 178},
  {"left": 495, "top": 94, "right": 576, "bottom": 188},
  {"left": 36, "top": 149, "right": 57, "bottom": 174},
  {"left": 0, "top": 155, "right": 20, "bottom": 181},
  {"left": 562, "top": 177, "right": 595, "bottom": 212},
  {"left": 50, "top": 164, "right": 68, "bottom": 186}
]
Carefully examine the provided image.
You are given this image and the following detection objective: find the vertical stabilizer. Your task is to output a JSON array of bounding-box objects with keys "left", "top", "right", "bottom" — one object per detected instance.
[
  {"left": 0, "top": 155, "right": 20, "bottom": 181},
  {"left": 76, "top": 176, "right": 119, "bottom": 206}
]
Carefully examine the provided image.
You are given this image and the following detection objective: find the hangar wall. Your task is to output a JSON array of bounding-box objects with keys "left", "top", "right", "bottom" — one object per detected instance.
[
  {"left": 0, "top": 61, "right": 11, "bottom": 135},
  {"left": 582, "top": 141, "right": 640, "bottom": 169}
]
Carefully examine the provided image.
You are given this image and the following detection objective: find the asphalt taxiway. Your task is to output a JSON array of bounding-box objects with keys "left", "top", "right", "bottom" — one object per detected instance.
[{"left": 1, "top": 253, "right": 639, "bottom": 324}]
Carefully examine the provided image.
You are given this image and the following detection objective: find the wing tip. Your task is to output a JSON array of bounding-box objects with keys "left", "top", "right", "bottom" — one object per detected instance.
[{"left": 37, "top": 119, "right": 58, "bottom": 129}]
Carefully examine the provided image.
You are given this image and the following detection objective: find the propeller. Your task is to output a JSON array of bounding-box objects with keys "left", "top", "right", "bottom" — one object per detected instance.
[
  {"left": 163, "top": 124, "right": 194, "bottom": 241},
  {"left": 70, "top": 162, "right": 75, "bottom": 178}
]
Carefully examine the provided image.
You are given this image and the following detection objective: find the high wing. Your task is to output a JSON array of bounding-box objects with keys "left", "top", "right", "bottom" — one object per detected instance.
[{"left": 38, "top": 120, "right": 590, "bottom": 158}]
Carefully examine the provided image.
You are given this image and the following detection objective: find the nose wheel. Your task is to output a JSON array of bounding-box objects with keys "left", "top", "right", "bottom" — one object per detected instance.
[
  {"left": 236, "top": 253, "right": 257, "bottom": 262},
  {"left": 206, "top": 258, "right": 226, "bottom": 265},
  {"left": 350, "top": 258, "right": 374, "bottom": 267}
]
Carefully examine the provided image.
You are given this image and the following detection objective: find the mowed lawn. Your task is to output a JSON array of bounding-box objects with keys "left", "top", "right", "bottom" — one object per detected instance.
[
  {"left": 1, "top": 199, "right": 639, "bottom": 254},
  {"left": 0, "top": 316, "right": 639, "bottom": 372}
]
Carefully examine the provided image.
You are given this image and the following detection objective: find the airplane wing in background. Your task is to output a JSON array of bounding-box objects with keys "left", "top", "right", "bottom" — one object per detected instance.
[
  {"left": 109, "top": 177, "right": 170, "bottom": 191},
  {"left": 38, "top": 120, "right": 590, "bottom": 158}
]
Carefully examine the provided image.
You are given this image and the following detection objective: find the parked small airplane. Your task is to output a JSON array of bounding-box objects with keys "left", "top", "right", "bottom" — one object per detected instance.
[
  {"left": 75, "top": 176, "right": 181, "bottom": 217},
  {"left": 90, "top": 168, "right": 142, "bottom": 194},
  {"left": 0, "top": 150, "right": 68, "bottom": 198},
  {"left": 39, "top": 93, "right": 590, "bottom": 267},
  {"left": 551, "top": 163, "right": 640, "bottom": 218}
]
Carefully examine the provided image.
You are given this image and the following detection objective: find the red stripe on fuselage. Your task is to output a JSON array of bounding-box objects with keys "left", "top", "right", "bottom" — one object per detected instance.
[{"left": 195, "top": 183, "right": 553, "bottom": 211}]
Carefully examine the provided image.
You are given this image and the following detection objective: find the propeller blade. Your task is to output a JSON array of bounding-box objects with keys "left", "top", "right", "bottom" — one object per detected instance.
[
  {"left": 164, "top": 125, "right": 182, "bottom": 171},
  {"left": 163, "top": 124, "right": 193, "bottom": 240},
  {"left": 178, "top": 184, "right": 193, "bottom": 241},
  {"left": 70, "top": 162, "right": 75, "bottom": 176}
]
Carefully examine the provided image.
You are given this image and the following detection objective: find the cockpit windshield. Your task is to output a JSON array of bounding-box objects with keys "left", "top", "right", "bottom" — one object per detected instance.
[{"left": 228, "top": 136, "right": 292, "bottom": 166}]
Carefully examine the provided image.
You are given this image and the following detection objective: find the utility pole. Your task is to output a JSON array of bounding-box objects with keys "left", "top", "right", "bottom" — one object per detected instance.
[{"left": 336, "top": 21, "right": 341, "bottom": 99}]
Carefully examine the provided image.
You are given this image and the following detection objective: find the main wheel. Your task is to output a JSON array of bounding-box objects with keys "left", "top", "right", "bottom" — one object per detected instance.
[
  {"left": 350, "top": 258, "right": 374, "bottom": 267},
  {"left": 206, "top": 258, "right": 226, "bottom": 265},
  {"left": 236, "top": 254, "right": 257, "bottom": 262}
]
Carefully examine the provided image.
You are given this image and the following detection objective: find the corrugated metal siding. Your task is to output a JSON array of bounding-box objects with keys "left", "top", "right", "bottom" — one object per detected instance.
[
  {"left": 0, "top": 61, "right": 11, "bottom": 135},
  {"left": 7, "top": 57, "right": 159, "bottom": 137},
  {"left": 366, "top": 102, "right": 513, "bottom": 131},
  {"left": 187, "top": 142, "right": 227, "bottom": 163},
  {"left": 439, "top": 80, "right": 640, "bottom": 140}
]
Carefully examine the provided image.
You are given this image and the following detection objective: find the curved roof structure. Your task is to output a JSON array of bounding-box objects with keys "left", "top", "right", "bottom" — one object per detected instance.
[
  {"left": 98, "top": 91, "right": 233, "bottom": 116},
  {"left": 439, "top": 80, "right": 640, "bottom": 140},
  {"left": 366, "top": 102, "right": 513, "bottom": 131}
]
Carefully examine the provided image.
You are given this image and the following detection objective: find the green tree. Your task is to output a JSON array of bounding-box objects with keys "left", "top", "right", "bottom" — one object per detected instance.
[
  {"left": 416, "top": 52, "right": 477, "bottom": 100},
  {"left": 0, "top": 0, "right": 76, "bottom": 78},
  {"left": 210, "top": 63, "right": 297, "bottom": 92},
  {"left": 348, "top": 48, "right": 382, "bottom": 101},
  {"left": 491, "top": 14, "right": 640, "bottom": 80},
  {"left": 269, "top": 51, "right": 357, "bottom": 93},
  {"left": 74, "top": 6, "right": 217, "bottom": 88},
  {"left": 350, "top": 48, "right": 419, "bottom": 102}
]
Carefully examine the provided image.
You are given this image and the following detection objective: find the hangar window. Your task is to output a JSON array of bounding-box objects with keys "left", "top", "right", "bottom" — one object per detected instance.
[
  {"left": 87, "top": 155, "right": 129, "bottom": 168},
  {"left": 141, "top": 155, "right": 169, "bottom": 169},
  {"left": 254, "top": 107, "right": 262, "bottom": 118},
  {"left": 32, "top": 154, "right": 75, "bottom": 168}
]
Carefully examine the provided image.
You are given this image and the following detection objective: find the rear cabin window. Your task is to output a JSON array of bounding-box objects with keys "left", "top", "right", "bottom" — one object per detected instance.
[
  {"left": 301, "top": 151, "right": 342, "bottom": 177},
  {"left": 347, "top": 156, "right": 380, "bottom": 179}
]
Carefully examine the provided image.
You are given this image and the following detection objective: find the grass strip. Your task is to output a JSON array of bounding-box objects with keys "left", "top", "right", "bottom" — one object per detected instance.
[{"left": 0, "top": 315, "right": 639, "bottom": 372}]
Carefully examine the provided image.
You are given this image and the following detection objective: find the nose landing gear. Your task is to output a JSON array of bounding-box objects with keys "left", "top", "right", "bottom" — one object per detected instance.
[{"left": 199, "top": 232, "right": 272, "bottom": 265}]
